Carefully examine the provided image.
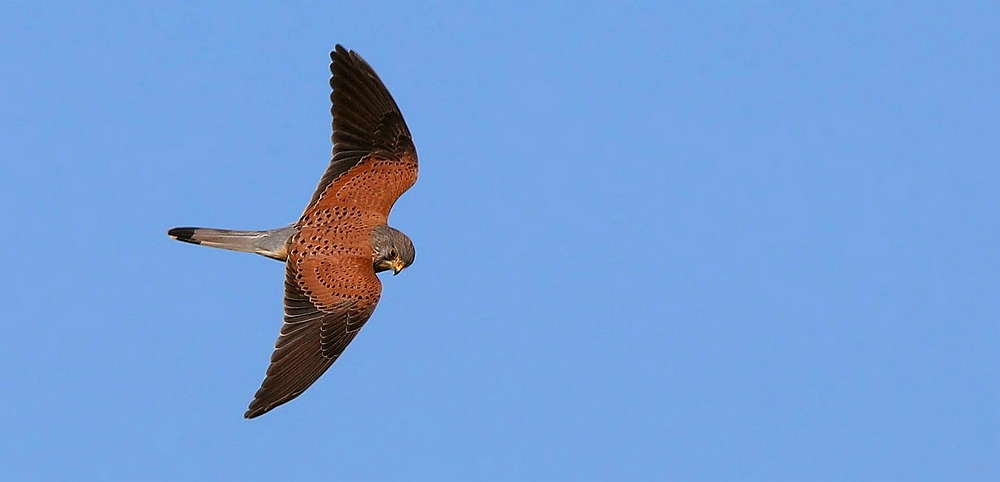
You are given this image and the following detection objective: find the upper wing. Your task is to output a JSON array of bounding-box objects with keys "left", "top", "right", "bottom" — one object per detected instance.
[
  {"left": 244, "top": 257, "right": 381, "bottom": 419},
  {"left": 305, "top": 44, "right": 418, "bottom": 211},
  {"left": 244, "top": 45, "right": 418, "bottom": 419}
]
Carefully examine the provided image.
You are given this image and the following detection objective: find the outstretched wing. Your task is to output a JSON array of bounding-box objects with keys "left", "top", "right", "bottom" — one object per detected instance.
[
  {"left": 244, "top": 258, "right": 380, "bottom": 419},
  {"left": 244, "top": 45, "right": 418, "bottom": 418},
  {"left": 306, "top": 44, "right": 417, "bottom": 211}
]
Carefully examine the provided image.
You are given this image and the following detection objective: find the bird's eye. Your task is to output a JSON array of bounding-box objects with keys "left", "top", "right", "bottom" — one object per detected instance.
[{"left": 388, "top": 249, "right": 397, "bottom": 258}]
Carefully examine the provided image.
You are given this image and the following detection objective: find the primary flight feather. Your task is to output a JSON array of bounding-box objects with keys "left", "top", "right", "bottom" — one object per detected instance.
[{"left": 168, "top": 45, "right": 417, "bottom": 418}]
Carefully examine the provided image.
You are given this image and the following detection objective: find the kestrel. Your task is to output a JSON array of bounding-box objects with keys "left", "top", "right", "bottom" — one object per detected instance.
[{"left": 168, "top": 45, "right": 417, "bottom": 418}]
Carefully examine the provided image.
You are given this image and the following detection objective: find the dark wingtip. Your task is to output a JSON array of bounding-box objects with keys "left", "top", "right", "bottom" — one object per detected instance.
[
  {"left": 167, "top": 227, "right": 201, "bottom": 244},
  {"left": 331, "top": 44, "right": 350, "bottom": 62},
  {"left": 244, "top": 402, "right": 268, "bottom": 419}
]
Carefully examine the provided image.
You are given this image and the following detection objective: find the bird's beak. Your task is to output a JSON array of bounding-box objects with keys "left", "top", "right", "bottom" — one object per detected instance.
[{"left": 392, "top": 260, "right": 404, "bottom": 275}]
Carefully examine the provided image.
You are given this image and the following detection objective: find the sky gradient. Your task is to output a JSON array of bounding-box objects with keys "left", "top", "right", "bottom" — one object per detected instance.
[{"left": 1, "top": 2, "right": 997, "bottom": 480}]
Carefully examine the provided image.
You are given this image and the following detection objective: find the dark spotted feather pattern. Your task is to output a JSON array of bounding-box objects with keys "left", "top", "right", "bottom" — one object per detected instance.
[
  {"left": 306, "top": 45, "right": 416, "bottom": 210},
  {"left": 244, "top": 45, "right": 418, "bottom": 418},
  {"left": 244, "top": 265, "right": 376, "bottom": 418}
]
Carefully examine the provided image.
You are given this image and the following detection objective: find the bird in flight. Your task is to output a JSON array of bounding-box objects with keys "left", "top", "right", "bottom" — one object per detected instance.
[{"left": 168, "top": 45, "right": 418, "bottom": 418}]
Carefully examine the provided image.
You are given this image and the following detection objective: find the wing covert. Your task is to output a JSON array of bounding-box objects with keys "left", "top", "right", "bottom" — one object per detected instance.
[
  {"left": 306, "top": 45, "right": 417, "bottom": 211},
  {"left": 244, "top": 259, "right": 381, "bottom": 419}
]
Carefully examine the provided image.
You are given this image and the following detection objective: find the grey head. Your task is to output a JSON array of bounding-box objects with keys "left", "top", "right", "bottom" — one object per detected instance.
[{"left": 371, "top": 224, "right": 415, "bottom": 275}]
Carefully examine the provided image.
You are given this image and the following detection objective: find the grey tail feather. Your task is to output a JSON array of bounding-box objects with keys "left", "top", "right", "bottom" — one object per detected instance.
[{"left": 167, "top": 225, "right": 296, "bottom": 261}]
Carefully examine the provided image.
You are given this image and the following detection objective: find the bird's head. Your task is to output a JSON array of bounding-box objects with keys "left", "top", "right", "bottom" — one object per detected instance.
[{"left": 371, "top": 224, "right": 415, "bottom": 275}]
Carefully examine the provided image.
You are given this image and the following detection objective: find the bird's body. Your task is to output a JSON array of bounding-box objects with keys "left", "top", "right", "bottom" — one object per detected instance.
[{"left": 168, "top": 45, "right": 417, "bottom": 418}]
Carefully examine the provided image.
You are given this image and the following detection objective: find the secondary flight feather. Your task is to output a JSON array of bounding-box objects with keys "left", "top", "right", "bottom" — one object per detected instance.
[{"left": 168, "top": 45, "right": 418, "bottom": 418}]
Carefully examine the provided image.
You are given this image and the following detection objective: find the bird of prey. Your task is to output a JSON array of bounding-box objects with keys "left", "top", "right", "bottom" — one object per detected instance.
[{"left": 168, "top": 45, "right": 418, "bottom": 418}]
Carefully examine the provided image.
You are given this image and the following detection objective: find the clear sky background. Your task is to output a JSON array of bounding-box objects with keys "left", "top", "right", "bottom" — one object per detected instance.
[{"left": 1, "top": 2, "right": 997, "bottom": 480}]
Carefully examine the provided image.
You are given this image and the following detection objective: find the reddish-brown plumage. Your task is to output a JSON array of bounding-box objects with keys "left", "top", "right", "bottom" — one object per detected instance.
[
  {"left": 242, "top": 46, "right": 418, "bottom": 418},
  {"left": 291, "top": 155, "right": 417, "bottom": 311}
]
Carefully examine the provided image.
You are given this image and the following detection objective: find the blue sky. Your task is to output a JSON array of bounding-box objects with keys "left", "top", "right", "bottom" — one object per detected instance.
[{"left": 1, "top": 2, "right": 997, "bottom": 480}]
